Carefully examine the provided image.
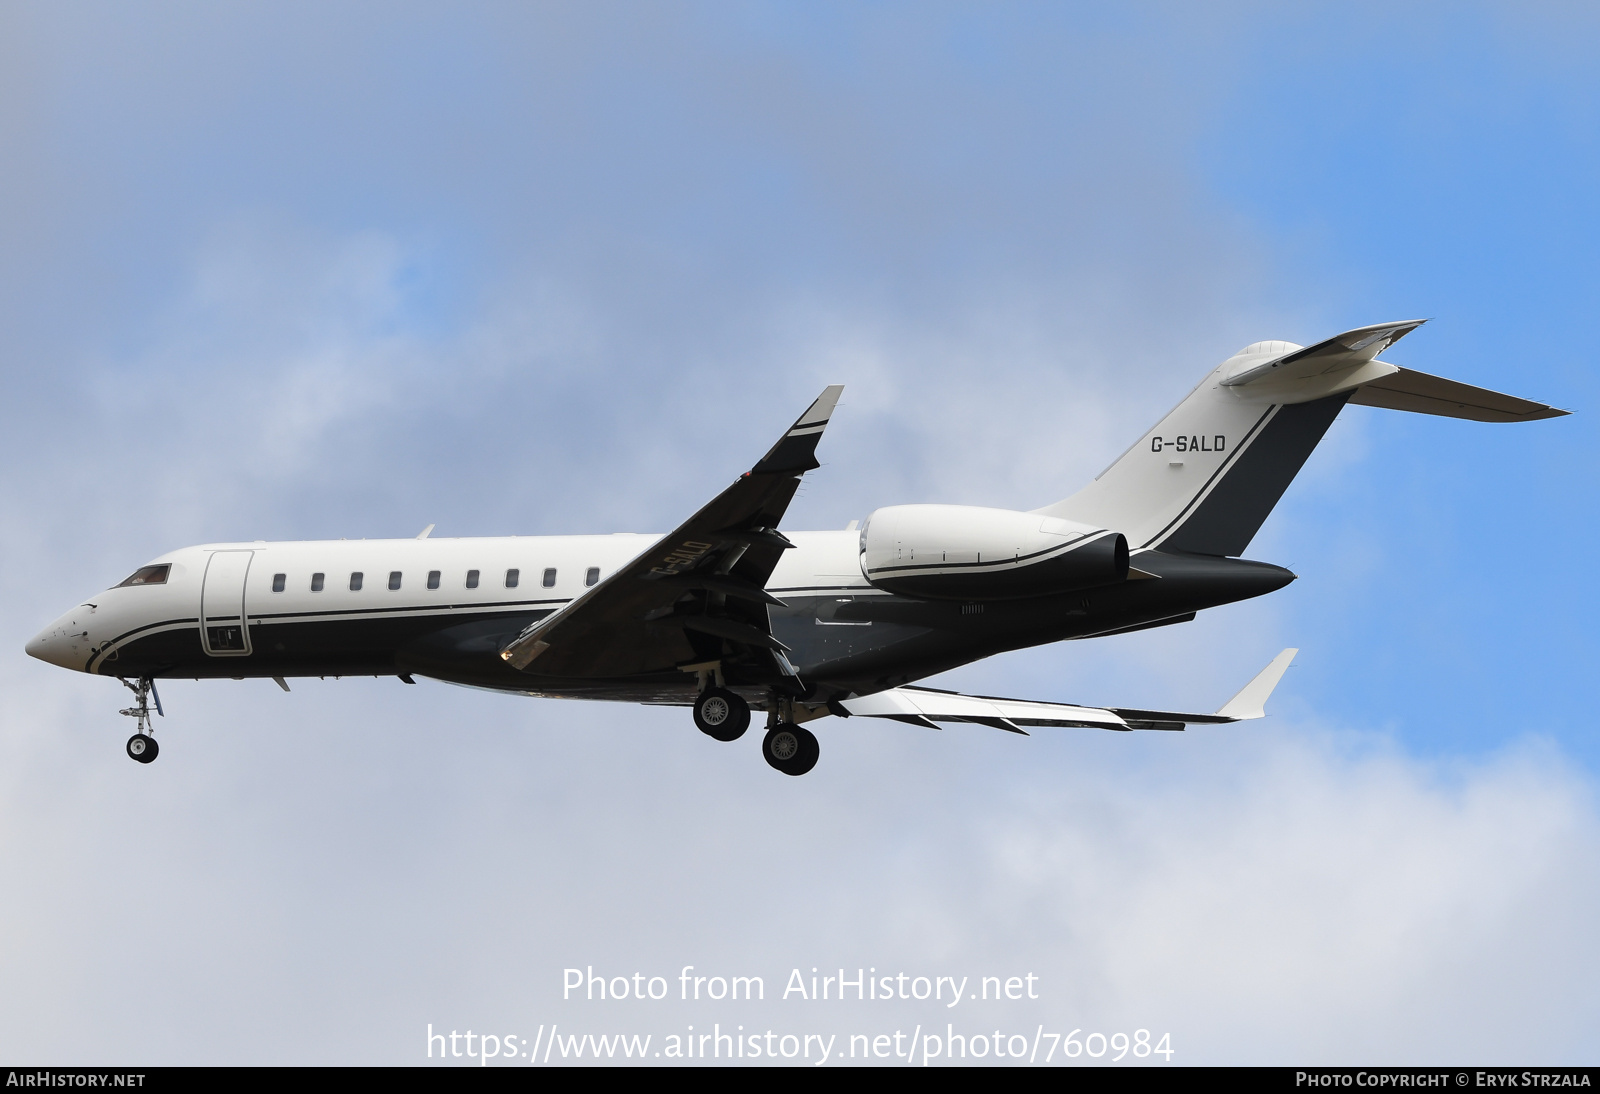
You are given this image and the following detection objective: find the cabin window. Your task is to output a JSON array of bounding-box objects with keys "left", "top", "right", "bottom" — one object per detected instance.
[
  {"left": 466, "top": 570, "right": 479, "bottom": 589},
  {"left": 585, "top": 566, "right": 600, "bottom": 587},
  {"left": 388, "top": 571, "right": 402, "bottom": 590},
  {"left": 311, "top": 572, "right": 325, "bottom": 592},
  {"left": 272, "top": 573, "right": 286, "bottom": 593},
  {"left": 350, "top": 572, "right": 363, "bottom": 591},
  {"left": 116, "top": 564, "right": 170, "bottom": 588},
  {"left": 427, "top": 571, "right": 440, "bottom": 590},
  {"left": 505, "top": 568, "right": 520, "bottom": 588},
  {"left": 543, "top": 567, "right": 557, "bottom": 588}
]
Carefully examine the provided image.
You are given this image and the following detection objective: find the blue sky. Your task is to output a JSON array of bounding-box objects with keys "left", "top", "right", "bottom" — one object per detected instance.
[
  {"left": 1, "top": 2, "right": 1596, "bottom": 1065},
  {"left": 1202, "top": 6, "right": 1598, "bottom": 758}
]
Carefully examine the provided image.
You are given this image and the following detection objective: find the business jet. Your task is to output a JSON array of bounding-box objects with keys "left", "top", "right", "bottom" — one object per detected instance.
[{"left": 27, "top": 321, "right": 1566, "bottom": 774}]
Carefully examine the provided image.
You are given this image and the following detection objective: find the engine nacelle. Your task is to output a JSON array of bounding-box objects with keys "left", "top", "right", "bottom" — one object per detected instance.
[{"left": 859, "top": 504, "right": 1128, "bottom": 601}]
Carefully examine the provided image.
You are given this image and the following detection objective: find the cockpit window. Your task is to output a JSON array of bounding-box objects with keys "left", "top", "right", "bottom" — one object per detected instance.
[{"left": 116, "top": 565, "right": 170, "bottom": 588}]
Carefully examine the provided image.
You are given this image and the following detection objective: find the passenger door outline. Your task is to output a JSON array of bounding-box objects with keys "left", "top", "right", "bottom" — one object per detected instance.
[{"left": 200, "top": 550, "right": 254, "bottom": 657}]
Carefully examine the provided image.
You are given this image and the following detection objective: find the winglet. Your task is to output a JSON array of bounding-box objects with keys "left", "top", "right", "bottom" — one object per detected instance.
[
  {"left": 1215, "top": 648, "right": 1297, "bottom": 720},
  {"left": 750, "top": 385, "right": 844, "bottom": 475}
]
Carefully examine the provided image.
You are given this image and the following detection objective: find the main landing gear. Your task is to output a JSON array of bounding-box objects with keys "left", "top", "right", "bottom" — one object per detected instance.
[
  {"left": 119, "top": 677, "right": 161, "bottom": 764},
  {"left": 694, "top": 686, "right": 751, "bottom": 741},
  {"left": 762, "top": 722, "right": 819, "bottom": 777},
  {"left": 685, "top": 668, "right": 820, "bottom": 775},
  {"left": 759, "top": 692, "right": 819, "bottom": 777}
]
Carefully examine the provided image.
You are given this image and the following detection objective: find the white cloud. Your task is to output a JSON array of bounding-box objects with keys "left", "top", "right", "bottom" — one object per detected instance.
[
  {"left": 983, "top": 731, "right": 1600, "bottom": 1063},
  {"left": 1, "top": 667, "right": 1594, "bottom": 1063}
]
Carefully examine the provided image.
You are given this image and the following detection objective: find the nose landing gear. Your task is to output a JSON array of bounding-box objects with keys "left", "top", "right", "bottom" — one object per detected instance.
[{"left": 119, "top": 677, "right": 162, "bottom": 764}]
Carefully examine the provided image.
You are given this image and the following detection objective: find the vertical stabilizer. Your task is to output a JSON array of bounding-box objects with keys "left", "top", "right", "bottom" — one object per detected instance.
[
  {"left": 1039, "top": 321, "right": 1565, "bottom": 557},
  {"left": 1036, "top": 343, "right": 1351, "bottom": 556}
]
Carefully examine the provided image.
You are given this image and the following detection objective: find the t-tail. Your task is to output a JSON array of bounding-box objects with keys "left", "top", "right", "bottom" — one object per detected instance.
[{"left": 1037, "top": 320, "right": 1568, "bottom": 557}]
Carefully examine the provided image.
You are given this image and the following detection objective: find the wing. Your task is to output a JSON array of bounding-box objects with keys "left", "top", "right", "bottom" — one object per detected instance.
[
  {"left": 839, "top": 649, "right": 1297, "bottom": 733},
  {"left": 499, "top": 386, "right": 844, "bottom": 682}
]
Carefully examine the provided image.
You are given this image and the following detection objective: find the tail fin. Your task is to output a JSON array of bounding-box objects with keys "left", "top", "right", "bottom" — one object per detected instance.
[{"left": 1038, "top": 321, "right": 1567, "bottom": 557}]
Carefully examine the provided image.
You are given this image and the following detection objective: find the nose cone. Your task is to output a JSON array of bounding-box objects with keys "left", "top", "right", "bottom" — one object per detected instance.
[{"left": 26, "top": 613, "right": 90, "bottom": 672}]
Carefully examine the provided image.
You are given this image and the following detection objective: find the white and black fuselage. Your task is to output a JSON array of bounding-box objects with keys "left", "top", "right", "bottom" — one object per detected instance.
[{"left": 26, "top": 532, "right": 1292, "bottom": 707}]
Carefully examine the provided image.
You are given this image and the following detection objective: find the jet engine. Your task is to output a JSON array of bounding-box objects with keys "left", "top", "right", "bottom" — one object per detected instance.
[{"left": 858, "top": 504, "right": 1128, "bottom": 600}]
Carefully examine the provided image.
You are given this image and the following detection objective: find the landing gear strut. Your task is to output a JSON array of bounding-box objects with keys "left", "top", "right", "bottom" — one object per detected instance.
[
  {"left": 120, "top": 677, "right": 161, "bottom": 764},
  {"left": 694, "top": 686, "right": 750, "bottom": 741}
]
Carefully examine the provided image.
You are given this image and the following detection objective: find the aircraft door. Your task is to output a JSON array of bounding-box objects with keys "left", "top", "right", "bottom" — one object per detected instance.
[{"left": 201, "top": 550, "right": 254, "bottom": 656}]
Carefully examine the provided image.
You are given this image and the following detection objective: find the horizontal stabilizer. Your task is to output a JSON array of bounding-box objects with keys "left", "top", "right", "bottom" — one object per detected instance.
[
  {"left": 1221, "top": 320, "right": 1426, "bottom": 388},
  {"left": 839, "top": 649, "right": 1297, "bottom": 732},
  {"left": 1346, "top": 367, "right": 1569, "bottom": 422}
]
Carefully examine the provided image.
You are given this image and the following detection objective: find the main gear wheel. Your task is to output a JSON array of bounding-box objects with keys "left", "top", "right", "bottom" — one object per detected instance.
[
  {"left": 693, "top": 687, "right": 751, "bottom": 742},
  {"left": 762, "top": 723, "right": 819, "bottom": 776}
]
